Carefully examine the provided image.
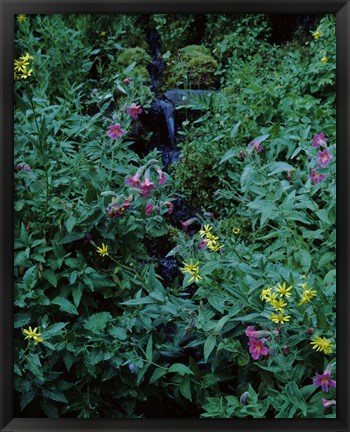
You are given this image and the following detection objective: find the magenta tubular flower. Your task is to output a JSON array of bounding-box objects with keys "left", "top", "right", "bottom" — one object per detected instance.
[
  {"left": 23, "top": 164, "right": 31, "bottom": 172},
  {"left": 313, "top": 370, "right": 336, "bottom": 392},
  {"left": 140, "top": 170, "right": 156, "bottom": 197},
  {"left": 180, "top": 217, "right": 198, "bottom": 232},
  {"left": 317, "top": 148, "right": 333, "bottom": 167},
  {"left": 126, "top": 103, "right": 143, "bottom": 119},
  {"left": 16, "top": 164, "right": 23, "bottom": 171},
  {"left": 312, "top": 132, "right": 328, "bottom": 148},
  {"left": 248, "top": 337, "right": 269, "bottom": 360},
  {"left": 121, "top": 199, "right": 131, "bottom": 210},
  {"left": 249, "top": 140, "right": 264, "bottom": 152},
  {"left": 123, "top": 77, "right": 132, "bottom": 84},
  {"left": 145, "top": 201, "right": 154, "bottom": 215},
  {"left": 107, "top": 123, "right": 124, "bottom": 139},
  {"left": 125, "top": 167, "right": 144, "bottom": 188},
  {"left": 322, "top": 398, "right": 336, "bottom": 408},
  {"left": 246, "top": 326, "right": 257, "bottom": 337},
  {"left": 156, "top": 168, "right": 167, "bottom": 186},
  {"left": 106, "top": 203, "right": 121, "bottom": 218},
  {"left": 198, "top": 240, "right": 209, "bottom": 250},
  {"left": 246, "top": 326, "right": 271, "bottom": 339},
  {"left": 165, "top": 201, "right": 174, "bottom": 214},
  {"left": 310, "top": 169, "right": 327, "bottom": 184}
]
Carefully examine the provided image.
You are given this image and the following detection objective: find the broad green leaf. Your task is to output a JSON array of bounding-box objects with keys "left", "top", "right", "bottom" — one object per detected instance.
[
  {"left": 51, "top": 297, "right": 79, "bottom": 316},
  {"left": 285, "top": 381, "right": 307, "bottom": 416},
  {"left": 168, "top": 363, "right": 194, "bottom": 376},
  {"left": 204, "top": 335, "right": 217, "bottom": 363},
  {"left": 179, "top": 377, "right": 192, "bottom": 401},
  {"left": 83, "top": 312, "right": 112, "bottom": 334}
]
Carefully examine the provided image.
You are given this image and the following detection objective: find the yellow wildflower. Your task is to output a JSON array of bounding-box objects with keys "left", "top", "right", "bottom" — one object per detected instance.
[
  {"left": 100, "top": 31, "right": 107, "bottom": 37},
  {"left": 269, "top": 313, "right": 291, "bottom": 324},
  {"left": 20, "top": 69, "right": 32, "bottom": 79},
  {"left": 17, "top": 14, "right": 27, "bottom": 23},
  {"left": 260, "top": 287, "right": 272, "bottom": 301},
  {"left": 321, "top": 56, "right": 328, "bottom": 63},
  {"left": 96, "top": 243, "right": 109, "bottom": 257},
  {"left": 310, "top": 336, "right": 333, "bottom": 355},
  {"left": 199, "top": 225, "right": 212, "bottom": 238},
  {"left": 180, "top": 259, "right": 202, "bottom": 283},
  {"left": 313, "top": 30, "right": 321, "bottom": 39},
  {"left": 299, "top": 288, "right": 317, "bottom": 305},
  {"left": 270, "top": 298, "right": 287, "bottom": 312},
  {"left": 14, "top": 58, "right": 30, "bottom": 73},
  {"left": 23, "top": 326, "right": 43, "bottom": 344},
  {"left": 275, "top": 282, "right": 293, "bottom": 298},
  {"left": 20, "top": 52, "right": 34, "bottom": 62},
  {"left": 232, "top": 227, "right": 240, "bottom": 235}
]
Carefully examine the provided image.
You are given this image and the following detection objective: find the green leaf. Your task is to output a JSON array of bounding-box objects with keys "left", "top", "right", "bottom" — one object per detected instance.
[
  {"left": 42, "top": 269, "right": 58, "bottom": 287},
  {"left": 65, "top": 215, "right": 76, "bottom": 233},
  {"left": 179, "top": 377, "right": 192, "bottom": 401},
  {"left": 230, "top": 120, "right": 241, "bottom": 137},
  {"left": 204, "top": 335, "right": 217, "bottom": 363},
  {"left": 20, "top": 391, "right": 36, "bottom": 410},
  {"left": 41, "top": 389, "right": 68, "bottom": 404},
  {"left": 22, "top": 265, "right": 38, "bottom": 289},
  {"left": 51, "top": 297, "right": 79, "bottom": 315},
  {"left": 149, "top": 367, "right": 168, "bottom": 384},
  {"left": 72, "top": 283, "right": 84, "bottom": 308},
  {"left": 219, "top": 149, "right": 236, "bottom": 164},
  {"left": 14, "top": 313, "right": 31, "bottom": 328},
  {"left": 285, "top": 381, "right": 307, "bottom": 416},
  {"left": 83, "top": 312, "right": 112, "bottom": 334},
  {"left": 40, "top": 398, "right": 60, "bottom": 418},
  {"left": 268, "top": 162, "right": 295, "bottom": 176},
  {"left": 168, "top": 363, "right": 194, "bottom": 376},
  {"left": 146, "top": 335, "right": 153, "bottom": 362},
  {"left": 43, "top": 322, "right": 68, "bottom": 339}
]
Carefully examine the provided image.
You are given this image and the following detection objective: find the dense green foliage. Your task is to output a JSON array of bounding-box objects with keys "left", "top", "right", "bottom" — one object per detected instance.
[{"left": 14, "top": 13, "right": 336, "bottom": 419}]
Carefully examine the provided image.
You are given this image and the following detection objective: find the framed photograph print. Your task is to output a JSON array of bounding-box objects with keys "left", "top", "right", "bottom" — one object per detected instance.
[{"left": 1, "top": 0, "right": 349, "bottom": 431}]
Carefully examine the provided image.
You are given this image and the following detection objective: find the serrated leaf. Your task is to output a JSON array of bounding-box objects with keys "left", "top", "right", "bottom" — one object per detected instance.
[
  {"left": 42, "top": 269, "right": 58, "bottom": 287},
  {"left": 42, "top": 389, "right": 68, "bottom": 404},
  {"left": 14, "top": 313, "right": 31, "bottom": 328},
  {"left": 22, "top": 265, "right": 38, "bottom": 289},
  {"left": 51, "top": 297, "right": 79, "bottom": 315},
  {"left": 72, "top": 283, "right": 84, "bottom": 308},
  {"left": 83, "top": 312, "right": 112, "bottom": 334}
]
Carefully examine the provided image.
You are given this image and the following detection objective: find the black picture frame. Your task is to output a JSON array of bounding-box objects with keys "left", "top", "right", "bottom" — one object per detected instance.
[{"left": 1, "top": 0, "right": 349, "bottom": 431}]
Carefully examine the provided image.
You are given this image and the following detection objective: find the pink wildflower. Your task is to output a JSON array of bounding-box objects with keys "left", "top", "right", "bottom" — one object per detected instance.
[
  {"left": 145, "top": 201, "right": 154, "bottom": 215},
  {"left": 125, "top": 168, "right": 143, "bottom": 188},
  {"left": 126, "top": 103, "right": 143, "bottom": 119},
  {"left": 106, "top": 203, "right": 121, "bottom": 218},
  {"left": 322, "top": 398, "right": 336, "bottom": 408},
  {"left": 156, "top": 168, "right": 167, "bottom": 186},
  {"left": 140, "top": 171, "right": 156, "bottom": 197},
  {"left": 123, "top": 77, "right": 132, "bottom": 85},
  {"left": 107, "top": 123, "right": 124, "bottom": 139},
  {"left": 198, "top": 240, "right": 209, "bottom": 250},
  {"left": 245, "top": 326, "right": 271, "bottom": 339},
  {"left": 317, "top": 148, "right": 332, "bottom": 167},
  {"left": 180, "top": 217, "right": 198, "bottom": 232},
  {"left": 312, "top": 132, "right": 328, "bottom": 148},
  {"left": 310, "top": 168, "right": 327, "bottom": 184},
  {"left": 121, "top": 198, "right": 131, "bottom": 210},
  {"left": 248, "top": 337, "right": 269, "bottom": 360},
  {"left": 313, "top": 370, "right": 336, "bottom": 392},
  {"left": 23, "top": 164, "right": 31, "bottom": 172},
  {"left": 166, "top": 201, "right": 174, "bottom": 214},
  {"left": 249, "top": 140, "right": 264, "bottom": 153}
]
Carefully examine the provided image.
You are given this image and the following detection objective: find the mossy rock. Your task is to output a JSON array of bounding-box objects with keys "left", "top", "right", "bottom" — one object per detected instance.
[
  {"left": 117, "top": 47, "right": 152, "bottom": 80},
  {"left": 163, "top": 44, "right": 218, "bottom": 90}
]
